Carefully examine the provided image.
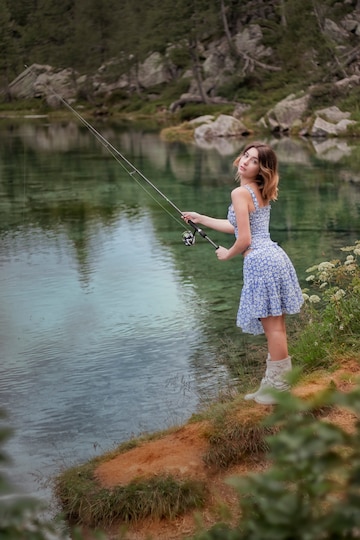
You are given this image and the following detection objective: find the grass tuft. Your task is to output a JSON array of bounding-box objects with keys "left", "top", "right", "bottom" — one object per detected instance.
[
  {"left": 203, "top": 402, "right": 273, "bottom": 469},
  {"left": 55, "top": 466, "right": 207, "bottom": 527},
  {"left": 160, "top": 122, "right": 195, "bottom": 142}
]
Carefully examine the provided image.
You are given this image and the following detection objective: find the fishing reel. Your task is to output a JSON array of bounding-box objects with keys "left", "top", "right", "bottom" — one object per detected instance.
[{"left": 182, "top": 230, "right": 196, "bottom": 246}]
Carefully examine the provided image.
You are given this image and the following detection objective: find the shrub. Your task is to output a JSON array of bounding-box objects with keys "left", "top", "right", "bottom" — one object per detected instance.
[
  {"left": 0, "top": 409, "right": 71, "bottom": 540},
  {"left": 293, "top": 241, "right": 360, "bottom": 370},
  {"left": 192, "top": 385, "right": 360, "bottom": 540}
]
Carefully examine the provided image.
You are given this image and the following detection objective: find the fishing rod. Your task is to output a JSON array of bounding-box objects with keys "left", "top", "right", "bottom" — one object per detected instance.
[{"left": 25, "top": 65, "right": 219, "bottom": 250}]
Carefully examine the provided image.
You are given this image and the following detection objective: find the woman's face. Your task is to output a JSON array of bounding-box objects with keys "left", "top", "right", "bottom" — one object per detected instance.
[{"left": 237, "top": 147, "right": 260, "bottom": 181}]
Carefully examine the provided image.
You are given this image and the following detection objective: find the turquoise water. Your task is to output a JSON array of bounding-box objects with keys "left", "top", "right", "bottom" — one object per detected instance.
[{"left": 0, "top": 119, "right": 359, "bottom": 501}]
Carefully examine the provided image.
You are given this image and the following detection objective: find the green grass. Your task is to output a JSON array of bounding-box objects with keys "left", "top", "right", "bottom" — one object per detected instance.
[
  {"left": 55, "top": 464, "right": 207, "bottom": 527},
  {"left": 203, "top": 400, "right": 273, "bottom": 469}
]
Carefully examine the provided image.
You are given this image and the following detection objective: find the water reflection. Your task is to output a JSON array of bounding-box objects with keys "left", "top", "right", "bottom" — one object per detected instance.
[{"left": 0, "top": 119, "right": 359, "bottom": 502}]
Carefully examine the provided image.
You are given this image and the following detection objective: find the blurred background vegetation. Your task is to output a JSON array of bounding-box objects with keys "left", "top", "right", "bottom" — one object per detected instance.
[{"left": 0, "top": 0, "right": 359, "bottom": 112}]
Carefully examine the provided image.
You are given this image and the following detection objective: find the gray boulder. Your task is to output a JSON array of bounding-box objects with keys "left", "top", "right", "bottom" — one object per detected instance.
[
  {"left": 315, "top": 105, "right": 351, "bottom": 123},
  {"left": 194, "top": 114, "right": 250, "bottom": 140},
  {"left": 323, "top": 18, "right": 349, "bottom": 42},
  {"left": 234, "top": 24, "right": 272, "bottom": 59},
  {"left": 9, "top": 64, "right": 52, "bottom": 100},
  {"left": 260, "top": 93, "right": 310, "bottom": 133},
  {"left": 188, "top": 115, "right": 215, "bottom": 126},
  {"left": 9, "top": 64, "right": 79, "bottom": 107},
  {"left": 310, "top": 106, "right": 356, "bottom": 137},
  {"left": 137, "top": 52, "right": 173, "bottom": 88}
]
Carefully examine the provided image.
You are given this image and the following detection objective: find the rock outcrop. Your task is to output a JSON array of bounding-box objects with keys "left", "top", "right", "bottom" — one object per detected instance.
[
  {"left": 9, "top": 64, "right": 79, "bottom": 107},
  {"left": 193, "top": 114, "right": 250, "bottom": 140},
  {"left": 259, "top": 93, "right": 310, "bottom": 133},
  {"left": 310, "top": 106, "right": 357, "bottom": 137},
  {"left": 259, "top": 94, "right": 357, "bottom": 138}
]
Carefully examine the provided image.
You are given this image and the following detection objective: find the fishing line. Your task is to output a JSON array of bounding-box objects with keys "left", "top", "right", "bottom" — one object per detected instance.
[
  {"left": 22, "top": 137, "right": 27, "bottom": 225},
  {"left": 24, "top": 65, "right": 219, "bottom": 249}
]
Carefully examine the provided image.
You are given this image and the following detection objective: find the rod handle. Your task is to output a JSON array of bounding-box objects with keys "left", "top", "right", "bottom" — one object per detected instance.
[{"left": 188, "top": 220, "right": 219, "bottom": 250}]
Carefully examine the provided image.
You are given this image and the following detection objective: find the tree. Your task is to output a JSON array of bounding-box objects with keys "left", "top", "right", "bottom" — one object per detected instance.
[
  {"left": 21, "top": 0, "right": 75, "bottom": 66},
  {"left": 220, "top": 0, "right": 237, "bottom": 55},
  {"left": 0, "top": 0, "right": 19, "bottom": 93},
  {"left": 68, "top": 0, "right": 122, "bottom": 71},
  {"left": 160, "top": 0, "right": 220, "bottom": 102},
  {"left": 6, "top": 0, "right": 37, "bottom": 27}
]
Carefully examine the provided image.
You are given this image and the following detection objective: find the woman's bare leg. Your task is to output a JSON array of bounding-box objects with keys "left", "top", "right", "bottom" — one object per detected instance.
[{"left": 260, "top": 314, "right": 288, "bottom": 361}]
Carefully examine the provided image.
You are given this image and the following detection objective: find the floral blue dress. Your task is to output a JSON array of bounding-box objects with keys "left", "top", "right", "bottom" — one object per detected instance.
[{"left": 227, "top": 185, "right": 304, "bottom": 335}]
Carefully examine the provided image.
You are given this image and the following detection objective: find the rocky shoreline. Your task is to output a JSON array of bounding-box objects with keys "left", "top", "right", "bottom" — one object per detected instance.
[{"left": 7, "top": 63, "right": 360, "bottom": 142}]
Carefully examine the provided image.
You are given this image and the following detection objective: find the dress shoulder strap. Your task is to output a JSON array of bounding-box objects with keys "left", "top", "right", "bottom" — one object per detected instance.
[{"left": 244, "top": 185, "right": 259, "bottom": 210}]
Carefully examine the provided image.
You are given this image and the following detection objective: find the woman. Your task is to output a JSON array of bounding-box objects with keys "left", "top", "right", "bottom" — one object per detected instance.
[{"left": 182, "top": 141, "right": 304, "bottom": 405}]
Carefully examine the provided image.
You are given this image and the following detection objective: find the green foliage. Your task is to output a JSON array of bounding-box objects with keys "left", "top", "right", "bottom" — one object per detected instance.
[
  {"left": 2, "top": 0, "right": 360, "bottom": 111},
  {"left": 268, "top": 0, "right": 351, "bottom": 85},
  {"left": 0, "top": 409, "right": 70, "bottom": 540},
  {"left": 296, "top": 241, "right": 360, "bottom": 369},
  {"left": 167, "top": 45, "right": 191, "bottom": 70},
  {"left": 307, "top": 83, "right": 344, "bottom": 113},
  {"left": 340, "top": 86, "right": 360, "bottom": 119},
  {"left": 0, "top": 97, "right": 44, "bottom": 110},
  {"left": 161, "top": 78, "right": 192, "bottom": 102},
  {"left": 192, "top": 385, "right": 360, "bottom": 540},
  {"left": 0, "top": 0, "right": 19, "bottom": 84},
  {"left": 216, "top": 75, "right": 247, "bottom": 101},
  {"left": 337, "top": 86, "right": 360, "bottom": 131},
  {"left": 178, "top": 103, "right": 233, "bottom": 122},
  {"left": 55, "top": 465, "right": 207, "bottom": 527}
]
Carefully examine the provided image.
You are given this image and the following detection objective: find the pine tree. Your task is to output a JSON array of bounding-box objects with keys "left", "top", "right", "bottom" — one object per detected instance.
[{"left": 0, "top": 0, "right": 19, "bottom": 93}]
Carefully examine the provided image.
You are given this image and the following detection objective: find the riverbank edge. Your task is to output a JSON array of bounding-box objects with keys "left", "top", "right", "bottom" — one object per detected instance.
[{"left": 54, "top": 354, "right": 360, "bottom": 540}]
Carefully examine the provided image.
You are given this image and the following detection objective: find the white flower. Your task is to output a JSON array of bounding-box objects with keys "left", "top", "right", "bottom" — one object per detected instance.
[
  {"left": 345, "top": 255, "right": 355, "bottom": 265},
  {"left": 354, "top": 247, "right": 360, "bottom": 256},
  {"left": 319, "top": 282, "right": 328, "bottom": 289},
  {"left": 306, "top": 275, "right": 315, "bottom": 282},
  {"left": 302, "top": 293, "right": 310, "bottom": 301},
  {"left": 331, "top": 289, "right": 345, "bottom": 301},
  {"left": 306, "top": 265, "right": 319, "bottom": 273},
  {"left": 309, "top": 295, "right": 321, "bottom": 303},
  {"left": 318, "top": 261, "right": 335, "bottom": 271}
]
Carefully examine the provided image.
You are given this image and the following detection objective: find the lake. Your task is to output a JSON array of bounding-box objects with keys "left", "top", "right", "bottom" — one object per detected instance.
[{"left": 0, "top": 118, "right": 359, "bottom": 504}]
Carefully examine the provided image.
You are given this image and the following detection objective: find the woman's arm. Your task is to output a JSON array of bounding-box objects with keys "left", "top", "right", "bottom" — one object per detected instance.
[
  {"left": 182, "top": 211, "right": 235, "bottom": 234},
  {"left": 216, "top": 188, "right": 252, "bottom": 260}
]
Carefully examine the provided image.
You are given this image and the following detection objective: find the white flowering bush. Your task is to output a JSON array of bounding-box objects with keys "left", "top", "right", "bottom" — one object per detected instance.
[{"left": 294, "top": 241, "right": 360, "bottom": 369}]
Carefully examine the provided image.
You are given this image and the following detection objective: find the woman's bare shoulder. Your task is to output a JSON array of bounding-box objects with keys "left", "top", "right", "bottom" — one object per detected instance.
[{"left": 231, "top": 186, "right": 253, "bottom": 201}]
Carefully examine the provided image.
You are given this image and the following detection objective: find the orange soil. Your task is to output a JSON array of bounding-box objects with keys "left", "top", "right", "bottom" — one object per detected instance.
[{"left": 89, "top": 359, "right": 360, "bottom": 540}]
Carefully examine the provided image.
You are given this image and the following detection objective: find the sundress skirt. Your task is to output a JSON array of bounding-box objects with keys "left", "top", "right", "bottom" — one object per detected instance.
[{"left": 236, "top": 243, "right": 304, "bottom": 335}]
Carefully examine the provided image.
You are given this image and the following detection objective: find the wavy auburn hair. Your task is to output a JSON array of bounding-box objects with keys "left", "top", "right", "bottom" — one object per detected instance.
[{"left": 233, "top": 142, "right": 279, "bottom": 201}]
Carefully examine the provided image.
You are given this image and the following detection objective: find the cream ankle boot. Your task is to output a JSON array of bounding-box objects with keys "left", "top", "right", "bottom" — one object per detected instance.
[
  {"left": 244, "top": 353, "right": 271, "bottom": 401},
  {"left": 254, "top": 356, "right": 292, "bottom": 405}
]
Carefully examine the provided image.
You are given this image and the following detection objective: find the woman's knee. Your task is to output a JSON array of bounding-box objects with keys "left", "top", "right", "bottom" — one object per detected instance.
[{"left": 261, "top": 314, "right": 286, "bottom": 333}]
